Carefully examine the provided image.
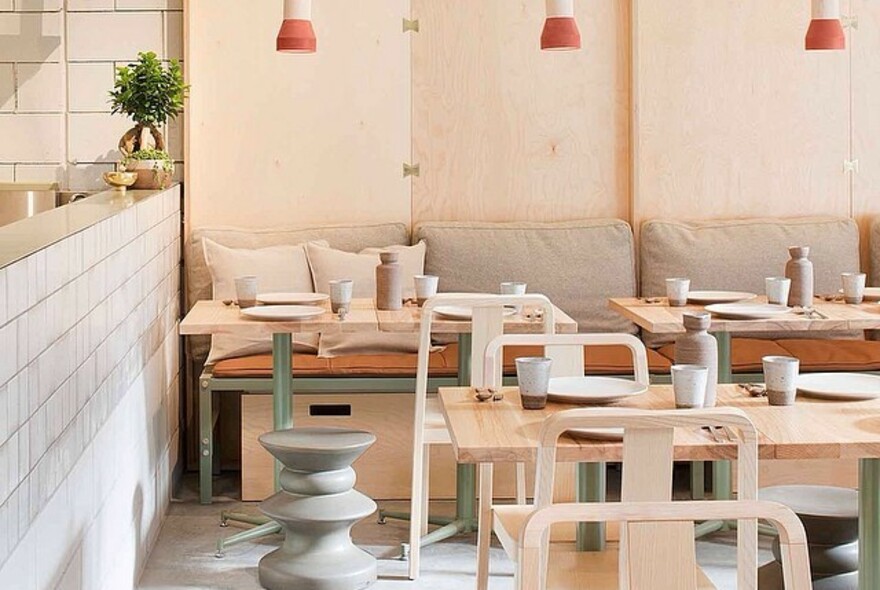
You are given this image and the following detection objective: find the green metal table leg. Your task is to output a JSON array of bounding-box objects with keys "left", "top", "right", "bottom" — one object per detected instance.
[
  {"left": 859, "top": 458, "right": 880, "bottom": 590},
  {"left": 577, "top": 462, "right": 606, "bottom": 551},
  {"left": 214, "top": 332, "right": 294, "bottom": 555},
  {"left": 714, "top": 331, "right": 733, "bottom": 384},
  {"left": 691, "top": 461, "right": 705, "bottom": 500}
]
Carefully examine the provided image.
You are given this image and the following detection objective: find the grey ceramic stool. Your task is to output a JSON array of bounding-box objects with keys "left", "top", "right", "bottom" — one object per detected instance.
[
  {"left": 758, "top": 485, "right": 859, "bottom": 590},
  {"left": 258, "top": 427, "right": 378, "bottom": 590}
]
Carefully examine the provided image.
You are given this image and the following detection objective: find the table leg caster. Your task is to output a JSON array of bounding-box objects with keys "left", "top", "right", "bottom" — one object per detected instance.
[
  {"left": 377, "top": 512, "right": 387, "bottom": 525},
  {"left": 214, "top": 542, "right": 225, "bottom": 559},
  {"left": 399, "top": 543, "right": 410, "bottom": 561}
]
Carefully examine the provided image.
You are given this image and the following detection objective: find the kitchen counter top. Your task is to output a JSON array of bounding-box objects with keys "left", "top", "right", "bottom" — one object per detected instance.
[{"left": 0, "top": 184, "right": 179, "bottom": 269}]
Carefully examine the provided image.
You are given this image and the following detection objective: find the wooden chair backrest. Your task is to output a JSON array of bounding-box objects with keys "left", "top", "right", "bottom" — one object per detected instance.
[
  {"left": 518, "top": 500, "right": 810, "bottom": 590},
  {"left": 533, "top": 407, "right": 759, "bottom": 590}
]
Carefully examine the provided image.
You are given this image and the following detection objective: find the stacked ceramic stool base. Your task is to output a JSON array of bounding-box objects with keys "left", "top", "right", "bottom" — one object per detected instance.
[
  {"left": 758, "top": 485, "right": 858, "bottom": 590},
  {"left": 258, "top": 427, "right": 378, "bottom": 590}
]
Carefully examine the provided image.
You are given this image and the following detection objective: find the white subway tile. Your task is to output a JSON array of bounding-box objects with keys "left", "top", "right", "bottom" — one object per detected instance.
[
  {"left": 0, "top": 0, "right": 11, "bottom": 11},
  {"left": 15, "top": 63, "right": 63, "bottom": 112},
  {"left": 66, "top": 0, "right": 112, "bottom": 10},
  {"left": 14, "top": 164, "right": 63, "bottom": 183},
  {"left": 6, "top": 260, "right": 26, "bottom": 319},
  {"left": 67, "top": 12, "right": 163, "bottom": 62},
  {"left": 68, "top": 112, "right": 131, "bottom": 165},
  {"left": 67, "top": 163, "right": 113, "bottom": 191},
  {"left": 0, "top": 64, "right": 14, "bottom": 112},
  {"left": 0, "top": 383, "right": 8, "bottom": 446},
  {"left": 0, "top": 439, "right": 8, "bottom": 503},
  {"left": 0, "top": 268, "right": 7, "bottom": 327},
  {"left": 68, "top": 62, "right": 114, "bottom": 113},
  {"left": 0, "top": 323, "right": 16, "bottom": 386},
  {"left": 0, "top": 114, "right": 63, "bottom": 163},
  {"left": 14, "top": 0, "right": 62, "bottom": 11},
  {"left": 16, "top": 315, "right": 28, "bottom": 373},
  {"left": 116, "top": 0, "right": 181, "bottom": 10},
  {"left": 0, "top": 13, "right": 62, "bottom": 62},
  {"left": 0, "top": 164, "right": 13, "bottom": 181}
]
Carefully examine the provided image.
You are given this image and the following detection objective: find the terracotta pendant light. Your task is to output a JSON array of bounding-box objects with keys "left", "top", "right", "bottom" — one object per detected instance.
[
  {"left": 277, "top": 0, "right": 316, "bottom": 53},
  {"left": 541, "top": 0, "right": 581, "bottom": 51},
  {"left": 805, "top": 0, "right": 845, "bottom": 51}
]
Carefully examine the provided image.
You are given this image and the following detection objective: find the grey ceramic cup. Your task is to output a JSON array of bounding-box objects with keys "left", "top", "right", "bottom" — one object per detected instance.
[
  {"left": 413, "top": 275, "right": 439, "bottom": 306},
  {"left": 235, "top": 276, "right": 258, "bottom": 309},
  {"left": 329, "top": 279, "right": 354, "bottom": 313},
  {"left": 763, "top": 355, "right": 800, "bottom": 406},
  {"left": 765, "top": 277, "right": 792, "bottom": 306},
  {"left": 500, "top": 281, "right": 527, "bottom": 296},
  {"left": 515, "top": 357, "right": 552, "bottom": 410},
  {"left": 842, "top": 272, "right": 867, "bottom": 304},
  {"left": 671, "top": 364, "right": 708, "bottom": 409},
  {"left": 666, "top": 278, "right": 690, "bottom": 307}
]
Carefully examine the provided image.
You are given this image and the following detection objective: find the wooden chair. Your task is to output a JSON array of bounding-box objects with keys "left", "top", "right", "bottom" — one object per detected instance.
[
  {"left": 407, "top": 293, "right": 557, "bottom": 580},
  {"left": 484, "top": 407, "right": 764, "bottom": 590},
  {"left": 518, "top": 500, "right": 812, "bottom": 590},
  {"left": 477, "top": 333, "right": 650, "bottom": 590}
]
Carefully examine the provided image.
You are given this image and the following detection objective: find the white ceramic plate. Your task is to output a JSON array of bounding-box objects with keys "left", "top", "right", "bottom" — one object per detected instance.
[
  {"left": 687, "top": 291, "right": 757, "bottom": 304},
  {"left": 837, "top": 287, "right": 880, "bottom": 302},
  {"left": 704, "top": 302, "right": 791, "bottom": 320},
  {"left": 256, "top": 292, "right": 330, "bottom": 305},
  {"left": 796, "top": 373, "right": 880, "bottom": 401},
  {"left": 240, "top": 305, "right": 325, "bottom": 321},
  {"left": 547, "top": 376, "right": 648, "bottom": 405},
  {"left": 567, "top": 427, "right": 625, "bottom": 441},
  {"left": 433, "top": 305, "right": 518, "bottom": 321}
]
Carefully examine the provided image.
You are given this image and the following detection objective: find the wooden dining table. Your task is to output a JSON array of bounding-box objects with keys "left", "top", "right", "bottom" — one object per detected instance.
[{"left": 439, "top": 383, "right": 880, "bottom": 589}]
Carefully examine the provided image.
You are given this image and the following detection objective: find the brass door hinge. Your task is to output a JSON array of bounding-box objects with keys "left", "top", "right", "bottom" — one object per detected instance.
[
  {"left": 403, "top": 18, "right": 420, "bottom": 33},
  {"left": 403, "top": 163, "right": 420, "bottom": 178},
  {"left": 844, "top": 159, "right": 860, "bottom": 174}
]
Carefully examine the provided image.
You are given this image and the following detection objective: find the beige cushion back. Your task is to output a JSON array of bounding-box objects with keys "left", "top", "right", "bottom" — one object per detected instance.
[
  {"left": 640, "top": 217, "right": 861, "bottom": 345},
  {"left": 186, "top": 223, "right": 409, "bottom": 359},
  {"left": 414, "top": 220, "right": 637, "bottom": 334}
]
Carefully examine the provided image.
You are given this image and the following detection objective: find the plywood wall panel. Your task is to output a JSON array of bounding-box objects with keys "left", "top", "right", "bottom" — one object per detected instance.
[
  {"left": 852, "top": 0, "right": 880, "bottom": 271},
  {"left": 411, "top": 0, "right": 630, "bottom": 224},
  {"left": 185, "top": 0, "right": 411, "bottom": 231},
  {"left": 633, "top": 0, "right": 851, "bottom": 226}
]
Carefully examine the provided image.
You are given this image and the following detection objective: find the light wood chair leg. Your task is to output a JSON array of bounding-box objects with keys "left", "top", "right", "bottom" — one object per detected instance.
[
  {"left": 420, "top": 445, "right": 431, "bottom": 536},
  {"left": 477, "top": 463, "right": 494, "bottom": 590},
  {"left": 516, "top": 462, "right": 527, "bottom": 505}
]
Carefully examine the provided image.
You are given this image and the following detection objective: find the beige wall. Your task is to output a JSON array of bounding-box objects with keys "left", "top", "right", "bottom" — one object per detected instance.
[
  {"left": 185, "top": 1, "right": 878, "bottom": 267},
  {"left": 0, "top": 1, "right": 184, "bottom": 189}
]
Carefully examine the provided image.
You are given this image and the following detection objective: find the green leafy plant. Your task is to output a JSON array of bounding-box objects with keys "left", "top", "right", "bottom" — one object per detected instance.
[{"left": 110, "top": 51, "right": 188, "bottom": 155}]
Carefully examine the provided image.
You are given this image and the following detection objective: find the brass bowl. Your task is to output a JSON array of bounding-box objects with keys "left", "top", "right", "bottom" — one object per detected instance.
[{"left": 102, "top": 171, "right": 137, "bottom": 191}]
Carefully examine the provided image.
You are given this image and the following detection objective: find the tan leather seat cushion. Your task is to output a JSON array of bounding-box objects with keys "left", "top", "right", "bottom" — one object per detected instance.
[
  {"left": 658, "top": 338, "right": 791, "bottom": 373},
  {"left": 776, "top": 339, "right": 880, "bottom": 372},
  {"left": 212, "top": 343, "right": 671, "bottom": 379},
  {"left": 658, "top": 338, "right": 880, "bottom": 373}
]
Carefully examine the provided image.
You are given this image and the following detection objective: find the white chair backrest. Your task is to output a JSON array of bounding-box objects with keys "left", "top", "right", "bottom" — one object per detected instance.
[
  {"left": 532, "top": 407, "right": 759, "bottom": 590},
  {"left": 518, "top": 500, "right": 810, "bottom": 590},
  {"left": 482, "top": 333, "right": 650, "bottom": 388}
]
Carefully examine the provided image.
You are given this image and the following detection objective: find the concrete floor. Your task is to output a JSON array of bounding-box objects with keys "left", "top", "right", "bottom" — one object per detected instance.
[{"left": 139, "top": 474, "right": 772, "bottom": 590}]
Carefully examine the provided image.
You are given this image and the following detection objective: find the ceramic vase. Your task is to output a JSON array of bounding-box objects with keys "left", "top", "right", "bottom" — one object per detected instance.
[
  {"left": 785, "top": 246, "right": 814, "bottom": 308},
  {"left": 375, "top": 251, "right": 402, "bottom": 310},
  {"left": 674, "top": 312, "right": 718, "bottom": 407}
]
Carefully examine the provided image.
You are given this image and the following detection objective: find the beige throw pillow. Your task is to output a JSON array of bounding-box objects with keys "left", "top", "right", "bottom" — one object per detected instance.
[
  {"left": 203, "top": 238, "right": 326, "bottom": 363},
  {"left": 305, "top": 241, "right": 426, "bottom": 357}
]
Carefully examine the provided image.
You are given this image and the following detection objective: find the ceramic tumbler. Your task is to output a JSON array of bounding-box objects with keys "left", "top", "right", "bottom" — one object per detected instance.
[
  {"left": 329, "top": 279, "right": 354, "bottom": 313},
  {"left": 666, "top": 278, "right": 691, "bottom": 307},
  {"left": 765, "top": 277, "right": 792, "bottom": 306},
  {"left": 674, "top": 312, "right": 718, "bottom": 407},
  {"left": 235, "top": 276, "right": 258, "bottom": 309},
  {"left": 671, "top": 365, "right": 708, "bottom": 409},
  {"left": 763, "top": 356, "right": 800, "bottom": 406},
  {"left": 414, "top": 275, "right": 439, "bottom": 306},
  {"left": 515, "top": 357, "right": 552, "bottom": 410},
  {"left": 500, "top": 281, "right": 527, "bottom": 296},
  {"left": 841, "top": 272, "right": 867, "bottom": 304}
]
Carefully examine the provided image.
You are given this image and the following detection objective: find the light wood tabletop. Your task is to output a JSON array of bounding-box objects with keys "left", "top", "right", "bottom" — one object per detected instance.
[
  {"left": 375, "top": 302, "right": 578, "bottom": 334},
  {"left": 609, "top": 296, "right": 880, "bottom": 334},
  {"left": 439, "top": 384, "right": 880, "bottom": 464},
  {"left": 179, "top": 298, "right": 380, "bottom": 336}
]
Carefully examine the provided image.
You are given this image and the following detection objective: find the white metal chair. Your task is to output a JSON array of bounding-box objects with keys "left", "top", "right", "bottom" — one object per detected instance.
[
  {"left": 476, "top": 333, "right": 650, "bottom": 589},
  {"left": 485, "top": 407, "right": 764, "bottom": 590},
  {"left": 407, "top": 293, "right": 557, "bottom": 580}
]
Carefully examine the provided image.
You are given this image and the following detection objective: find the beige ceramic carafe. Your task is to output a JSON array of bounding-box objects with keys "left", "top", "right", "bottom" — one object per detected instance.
[
  {"left": 674, "top": 312, "right": 718, "bottom": 407},
  {"left": 375, "top": 251, "right": 402, "bottom": 310},
  {"left": 785, "top": 246, "right": 814, "bottom": 308}
]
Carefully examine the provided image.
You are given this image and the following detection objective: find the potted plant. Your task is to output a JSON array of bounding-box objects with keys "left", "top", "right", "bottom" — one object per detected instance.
[{"left": 110, "top": 51, "right": 187, "bottom": 190}]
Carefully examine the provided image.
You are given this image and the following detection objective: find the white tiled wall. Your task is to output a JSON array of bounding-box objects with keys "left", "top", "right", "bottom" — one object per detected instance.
[
  {"left": 0, "top": 3, "right": 184, "bottom": 189},
  {"left": 0, "top": 185, "right": 182, "bottom": 589}
]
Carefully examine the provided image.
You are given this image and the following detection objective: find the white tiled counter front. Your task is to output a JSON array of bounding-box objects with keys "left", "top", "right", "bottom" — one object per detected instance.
[{"left": 0, "top": 185, "right": 181, "bottom": 589}]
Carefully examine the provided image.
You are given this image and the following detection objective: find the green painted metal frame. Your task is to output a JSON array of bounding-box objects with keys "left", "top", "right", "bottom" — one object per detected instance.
[{"left": 860, "top": 459, "right": 880, "bottom": 589}]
